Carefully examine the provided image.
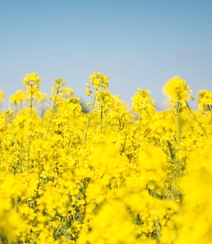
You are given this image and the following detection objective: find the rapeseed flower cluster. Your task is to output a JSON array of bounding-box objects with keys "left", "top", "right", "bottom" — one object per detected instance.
[
  {"left": 0, "top": 73, "right": 212, "bottom": 243},
  {"left": 198, "top": 89, "right": 212, "bottom": 112},
  {"left": 163, "top": 77, "right": 192, "bottom": 107}
]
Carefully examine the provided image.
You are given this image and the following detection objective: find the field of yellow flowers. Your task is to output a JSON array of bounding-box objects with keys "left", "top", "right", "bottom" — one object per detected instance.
[{"left": 0, "top": 73, "right": 212, "bottom": 244}]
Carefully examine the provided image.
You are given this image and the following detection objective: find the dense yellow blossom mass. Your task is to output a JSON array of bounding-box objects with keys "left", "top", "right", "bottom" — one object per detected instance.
[
  {"left": 163, "top": 76, "right": 192, "bottom": 106},
  {"left": 0, "top": 73, "right": 212, "bottom": 243}
]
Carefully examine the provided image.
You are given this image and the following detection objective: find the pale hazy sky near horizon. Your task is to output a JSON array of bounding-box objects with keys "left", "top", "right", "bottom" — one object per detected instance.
[{"left": 0, "top": 0, "right": 212, "bottom": 109}]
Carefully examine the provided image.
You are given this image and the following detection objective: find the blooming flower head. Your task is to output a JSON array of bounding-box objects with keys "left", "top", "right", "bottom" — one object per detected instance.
[
  {"left": 198, "top": 89, "right": 212, "bottom": 111},
  {"left": 54, "top": 78, "right": 66, "bottom": 88},
  {"left": 9, "top": 90, "right": 26, "bottom": 104},
  {"left": 131, "top": 88, "right": 155, "bottom": 115},
  {"left": 23, "top": 73, "right": 40, "bottom": 86},
  {"left": 89, "top": 72, "right": 109, "bottom": 89},
  {"left": 163, "top": 77, "right": 192, "bottom": 104}
]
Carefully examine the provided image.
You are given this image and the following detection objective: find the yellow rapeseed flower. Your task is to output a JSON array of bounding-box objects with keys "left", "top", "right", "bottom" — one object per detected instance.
[
  {"left": 198, "top": 89, "right": 212, "bottom": 111},
  {"left": 23, "top": 72, "right": 40, "bottom": 86},
  {"left": 0, "top": 90, "right": 4, "bottom": 101},
  {"left": 54, "top": 78, "right": 66, "bottom": 88},
  {"left": 9, "top": 90, "right": 26, "bottom": 104},
  {"left": 163, "top": 76, "right": 192, "bottom": 104},
  {"left": 131, "top": 88, "right": 155, "bottom": 115},
  {"left": 1, "top": 72, "right": 212, "bottom": 243},
  {"left": 89, "top": 72, "right": 109, "bottom": 89}
]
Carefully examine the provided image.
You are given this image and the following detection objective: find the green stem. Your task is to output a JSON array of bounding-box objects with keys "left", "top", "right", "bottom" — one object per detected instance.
[
  {"left": 27, "top": 135, "right": 31, "bottom": 172},
  {"left": 177, "top": 103, "right": 181, "bottom": 144},
  {"left": 46, "top": 88, "right": 60, "bottom": 135},
  {"left": 186, "top": 101, "right": 208, "bottom": 138},
  {"left": 100, "top": 105, "right": 103, "bottom": 133},
  {"left": 136, "top": 113, "right": 142, "bottom": 166},
  {"left": 84, "top": 90, "right": 97, "bottom": 144},
  {"left": 30, "top": 84, "right": 33, "bottom": 117}
]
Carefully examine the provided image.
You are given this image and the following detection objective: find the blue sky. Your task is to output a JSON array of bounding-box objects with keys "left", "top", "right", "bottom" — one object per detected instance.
[{"left": 0, "top": 0, "right": 212, "bottom": 109}]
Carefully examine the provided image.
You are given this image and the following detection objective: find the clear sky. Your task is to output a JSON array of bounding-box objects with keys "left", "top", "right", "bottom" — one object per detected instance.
[{"left": 0, "top": 0, "right": 212, "bottom": 109}]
